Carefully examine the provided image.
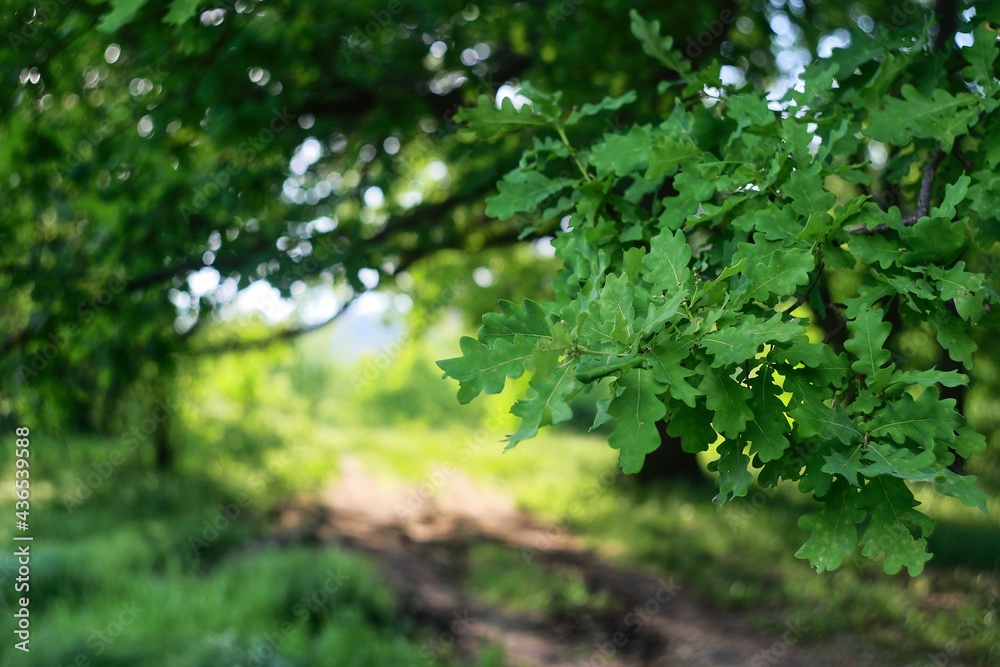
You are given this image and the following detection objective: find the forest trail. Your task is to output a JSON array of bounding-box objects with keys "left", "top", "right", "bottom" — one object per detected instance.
[{"left": 258, "top": 458, "right": 879, "bottom": 667}]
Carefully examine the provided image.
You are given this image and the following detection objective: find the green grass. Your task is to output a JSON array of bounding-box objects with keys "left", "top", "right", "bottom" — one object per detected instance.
[
  {"left": 464, "top": 543, "right": 612, "bottom": 615},
  {"left": 3, "top": 545, "right": 504, "bottom": 667},
  {"left": 0, "top": 432, "right": 504, "bottom": 667}
]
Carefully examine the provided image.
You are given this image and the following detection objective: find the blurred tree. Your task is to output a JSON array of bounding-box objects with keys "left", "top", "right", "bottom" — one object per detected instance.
[{"left": 2, "top": 0, "right": 996, "bottom": 480}]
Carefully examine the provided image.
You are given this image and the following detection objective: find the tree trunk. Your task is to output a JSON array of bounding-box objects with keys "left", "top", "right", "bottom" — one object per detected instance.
[
  {"left": 634, "top": 419, "right": 707, "bottom": 483},
  {"left": 152, "top": 378, "right": 175, "bottom": 471},
  {"left": 154, "top": 424, "right": 174, "bottom": 471}
]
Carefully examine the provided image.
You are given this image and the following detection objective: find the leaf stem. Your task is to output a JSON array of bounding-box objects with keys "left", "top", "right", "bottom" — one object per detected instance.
[
  {"left": 574, "top": 350, "right": 642, "bottom": 383},
  {"left": 556, "top": 124, "right": 593, "bottom": 181}
]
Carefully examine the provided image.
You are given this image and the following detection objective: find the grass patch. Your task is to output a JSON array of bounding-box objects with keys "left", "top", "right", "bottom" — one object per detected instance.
[
  {"left": 0, "top": 432, "right": 504, "bottom": 667},
  {"left": 464, "top": 543, "right": 612, "bottom": 615}
]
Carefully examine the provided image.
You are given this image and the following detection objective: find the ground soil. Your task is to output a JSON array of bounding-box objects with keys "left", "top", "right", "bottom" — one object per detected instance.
[{"left": 256, "top": 458, "right": 886, "bottom": 667}]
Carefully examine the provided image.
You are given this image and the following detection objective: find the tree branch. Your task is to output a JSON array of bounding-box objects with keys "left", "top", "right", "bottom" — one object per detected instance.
[
  {"left": 188, "top": 289, "right": 366, "bottom": 356},
  {"left": 849, "top": 148, "right": 945, "bottom": 235},
  {"left": 822, "top": 302, "right": 849, "bottom": 345},
  {"left": 782, "top": 259, "right": 825, "bottom": 315}
]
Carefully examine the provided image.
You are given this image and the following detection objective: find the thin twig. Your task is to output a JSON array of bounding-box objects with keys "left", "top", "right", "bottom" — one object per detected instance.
[
  {"left": 190, "top": 289, "right": 366, "bottom": 356},
  {"left": 782, "top": 260, "right": 825, "bottom": 315},
  {"left": 556, "top": 124, "right": 592, "bottom": 181},
  {"left": 822, "top": 302, "right": 848, "bottom": 345},
  {"left": 849, "top": 148, "right": 945, "bottom": 235},
  {"left": 952, "top": 144, "right": 974, "bottom": 171}
]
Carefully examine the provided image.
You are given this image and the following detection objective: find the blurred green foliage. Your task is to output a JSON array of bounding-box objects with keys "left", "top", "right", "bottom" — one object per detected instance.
[
  {"left": 8, "top": 0, "right": 996, "bottom": 465},
  {"left": 0, "top": 426, "right": 505, "bottom": 666},
  {"left": 465, "top": 543, "right": 613, "bottom": 615}
]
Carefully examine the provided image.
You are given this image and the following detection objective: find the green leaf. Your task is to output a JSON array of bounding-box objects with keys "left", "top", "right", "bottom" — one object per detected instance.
[
  {"left": 455, "top": 95, "right": 552, "bottom": 138},
  {"left": 795, "top": 480, "right": 864, "bottom": 572},
  {"left": 851, "top": 388, "right": 885, "bottom": 415},
  {"left": 900, "top": 217, "right": 967, "bottom": 264},
  {"left": 443, "top": 50, "right": 993, "bottom": 573},
  {"left": 734, "top": 240, "right": 815, "bottom": 306},
  {"left": 641, "top": 228, "right": 692, "bottom": 295},
  {"left": 98, "top": 0, "right": 150, "bottom": 32},
  {"left": 164, "top": 0, "right": 201, "bottom": 25},
  {"left": 745, "top": 373, "right": 791, "bottom": 463},
  {"left": 844, "top": 303, "right": 892, "bottom": 379},
  {"left": 695, "top": 258, "right": 747, "bottom": 306},
  {"left": 774, "top": 336, "right": 851, "bottom": 376},
  {"left": 961, "top": 23, "right": 999, "bottom": 93},
  {"left": 479, "top": 299, "right": 552, "bottom": 347},
  {"left": 791, "top": 400, "right": 860, "bottom": 446},
  {"left": 700, "top": 314, "right": 802, "bottom": 367},
  {"left": 641, "top": 290, "right": 686, "bottom": 333},
  {"left": 778, "top": 368, "right": 834, "bottom": 407},
  {"left": 628, "top": 10, "right": 692, "bottom": 76},
  {"left": 857, "top": 477, "right": 934, "bottom": 575},
  {"left": 647, "top": 334, "right": 701, "bottom": 407},
  {"left": 507, "top": 363, "right": 581, "bottom": 449},
  {"left": 593, "top": 272, "right": 636, "bottom": 345},
  {"left": 783, "top": 170, "right": 836, "bottom": 219},
  {"left": 666, "top": 401, "right": 717, "bottom": 453},
  {"left": 864, "top": 85, "right": 982, "bottom": 151},
  {"left": 867, "top": 390, "right": 958, "bottom": 451},
  {"left": 781, "top": 118, "right": 815, "bottom": 165},
  {"left": 885, "top": 368, "right": 968, "bottom": 389},
  {"left": 516, "top": 82, "right": 565, "bottom": 121},
  {"left": 930, "top": 174, "right": 971, "bottom": 219},
  {"left": 952, "top": 423, "right": 988, "bottom": 459},
  {"left": 566, "top": 91, "right": 638, "bottom": 125},
  {"left": 726, "top": 93, "right": 775, "bottom": 134},
  {"left": 797, "top": 61, "right": 840, "bottom": 105},
  {"left": 700, "top": 324, "right": 758, "bottom": 367},
  {"left": 932, "top": 312, "right": 977, "bottom": 366},
  {"left": 822, "top": 446, "right": 866, "bottom": 486},
  {"left": 976, "top": 1, "right": 1000, "bottom": 23},
  {"left": 870, "top": 267, "right": 936, "bottom": 307},
  {"left": 486, "top": 170, "right": 574, "bottom": 220},
  {"left": 622, "top": 246, "right": 647, "bottom": 282},
  {"left": 609, "top": 369, "right": 667, "bottom": 473},
  {"left": 578, "top": 309, "right": 617, "bottom": 350},
  {"left": 752, "top": 206, "right": 803, "bottom": 243},
  {"left": 528, "top": 340, "right": 563, "bottom": 382},
  {"left": 591, "top": 392, "right": 614, "bottom": 431},
  {"left": 930, "top": 261, "right": 986, "bottom": 323},
  {"left": 932, "top": 468, "right": 989, "bottom": 512},
  {"left": 849, "top": 234, "right": 901, "bottom": 270},
  {"left": 645, "top": 137, "right": 701, "bottom": 180},
  {"left": 697, "top": 361, "right": 753, "bottom": 438},
  {"left": 848, "top": 201, "right": 905, "bottom": 234},
  {"left": 589, "top": 125, "right": 654, "bottom": 177},
  {"left": 710, "top": 439, "right": 753, "bottom": 504},
  {"left": 437, "top": 336, "right": 534, "bottom": 404},
  {"left": 861, "top": 443, "right": 938, "bottom": 480}
]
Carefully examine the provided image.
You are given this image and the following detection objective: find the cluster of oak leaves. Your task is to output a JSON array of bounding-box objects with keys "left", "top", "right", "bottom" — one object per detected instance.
[{"left": 439, "top": 12, "right": 999, "bottom": 575}]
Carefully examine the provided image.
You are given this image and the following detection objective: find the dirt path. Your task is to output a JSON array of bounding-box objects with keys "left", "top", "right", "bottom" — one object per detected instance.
[{"left": 260, "top": 459, "right": 874, "bottom": 667}]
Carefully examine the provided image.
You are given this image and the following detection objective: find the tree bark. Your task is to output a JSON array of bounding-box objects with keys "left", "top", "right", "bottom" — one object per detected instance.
[
  {"left": 152, "top": 379, "right": 175, "bottom": 471},
  {"left": 154, "top": 424, "right": 174, "bottom": 471},
  {"left": 634, "top": 420, "right": 707, "bottom": 484}
]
